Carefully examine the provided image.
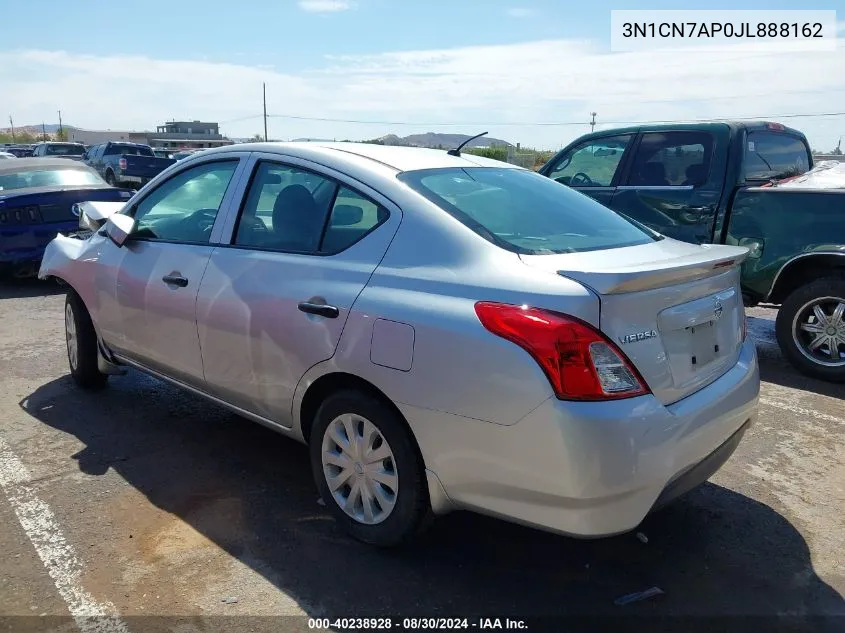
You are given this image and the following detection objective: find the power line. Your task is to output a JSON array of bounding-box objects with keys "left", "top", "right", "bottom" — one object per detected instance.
[{"left": 260, "top": 110, "right": 845, "bottom": 127}]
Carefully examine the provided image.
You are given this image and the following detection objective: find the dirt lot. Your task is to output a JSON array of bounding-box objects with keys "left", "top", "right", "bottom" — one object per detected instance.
[{"left": 0, "top": 281, "right": 843, "bottom": 633}]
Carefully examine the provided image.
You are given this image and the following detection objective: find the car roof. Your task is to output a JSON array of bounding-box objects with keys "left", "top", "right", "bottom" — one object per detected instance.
[
  {"left": 200, "top": 141, "right": 521, "bottom": 173},
  {"left": 579, "top": 120, "right": 806, "bottom": 139},
  {"left": 36, "top": 141, "right": 85, "bottom": 145},
  {"left": 0, "top": 157, "right": 96, "bottom": 174}
]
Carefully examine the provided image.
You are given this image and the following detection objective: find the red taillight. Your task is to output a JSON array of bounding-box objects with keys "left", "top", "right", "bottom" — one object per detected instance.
[
  {"left": 118, "top": 158, "right": 127, "bottom": 170},
  {"left": 474, "top": 302, "right": 650, "bottom": 401},
  {"left": 766, "top": 122, "right": 785, "bottom": 131}
]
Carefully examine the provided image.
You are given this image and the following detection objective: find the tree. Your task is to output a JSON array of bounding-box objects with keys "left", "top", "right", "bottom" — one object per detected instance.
[
  {"left": 55, "top": 128, "right": 68, "bottom": 141},
  {"left": 0, "top": 130, "right": 37, "bottom": 144}
]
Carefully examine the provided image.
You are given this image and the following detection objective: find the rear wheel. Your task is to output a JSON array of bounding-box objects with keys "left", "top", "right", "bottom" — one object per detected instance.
[
  {"left": 776, "top": 277, "right": 845, "bottom": 382},
  {"left": 309, "top": 390, "right": 430, "bottom": 546},
  {"left": 65, "top": 291, "right": 108, "bottom": 389},
  {"left": 104, "top": 170, "right": 116, "bottom": 186}
]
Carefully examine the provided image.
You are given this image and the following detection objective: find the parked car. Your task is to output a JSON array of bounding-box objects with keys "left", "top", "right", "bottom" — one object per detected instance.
[
  {"left": 40, "top": 142, "right": 759, "bottom": 546},
  {"left": 153, "top": 148, "right": 175, "bottom": 159},
  {"left": 2, "top": 145, "right": 35, "bottom": 158},
  {"left": 0, "top": 151, "right": 15, "bottom": 159},
  {"left": 172, "top": 149, "right": 200, "bottom": 161},
  {"left": 540, "top": 121, "right": 845, "bottom": 382},
  {"left": 31, "top": 142, "right": 87, "bottom": 160},
  {"left": 0, "top": 158, "right": 133, "bottom": 278},
  {"left": 83, "top": 141, "right": 176, "bottom": 188}
]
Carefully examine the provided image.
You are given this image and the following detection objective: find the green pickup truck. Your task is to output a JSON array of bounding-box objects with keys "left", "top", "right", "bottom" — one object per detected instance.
[{"left": 540, "top": 121, "right": 845, "bottom": 382}]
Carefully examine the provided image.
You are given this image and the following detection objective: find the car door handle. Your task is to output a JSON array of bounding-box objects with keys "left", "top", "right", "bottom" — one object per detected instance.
[
  {"left": 162, "top": 274, "right": 189, "bottom": 287},
  {"left": 298, "top": 302, "right": 339, "bottom": 318}
]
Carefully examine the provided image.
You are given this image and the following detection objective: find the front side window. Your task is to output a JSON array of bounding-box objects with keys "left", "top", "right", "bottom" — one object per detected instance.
[
  {"left": 131, "top": 160, "right": 238, "bottom": 243},
  {"left": 743, "top": 132, "right": 810, "bottom": 181},
  {"left": 547, "top": 135, "right": 631, "bottom": 187},
  {"left": 399, "top": 167, "right": 657, "bottom": 255},
  {"left": 628, "top": 131, "right": 714, "bottom": 186}
]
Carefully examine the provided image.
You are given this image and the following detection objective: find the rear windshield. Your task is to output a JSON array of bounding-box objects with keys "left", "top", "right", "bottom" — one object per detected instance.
[
  {"left": 0, "top": 168, "right": 104, "bottom": 191},
  {"left": 398, "top": 167, "right": 658, "bottom": 255},
  {"left": 743, "top": 132, "right": 810, "bottom": 181},
  {"left": 106, "top": 144, "right": 154, "bottom": 156},
  {"left": 45, "top": 144, "right": 86, "bottom": 156}
]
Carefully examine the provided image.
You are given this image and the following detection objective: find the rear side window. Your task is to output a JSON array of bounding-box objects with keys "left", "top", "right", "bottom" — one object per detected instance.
[
  {"left": 743, "top": 132, "right": 810, "bottom": 181},
  {"left": 234, "top": 161, "right": 387, "bottom": 254},
  {"left": 627, "top": 131, "right": 713, "bottom": 186},
  {"left": 399, "top": 167, "right": 657, "bottom": 255}
]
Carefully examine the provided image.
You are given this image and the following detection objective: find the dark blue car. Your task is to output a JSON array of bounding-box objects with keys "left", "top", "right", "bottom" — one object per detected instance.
[{"left": 0, "top": 158, "right": 133, "bottom": 278}]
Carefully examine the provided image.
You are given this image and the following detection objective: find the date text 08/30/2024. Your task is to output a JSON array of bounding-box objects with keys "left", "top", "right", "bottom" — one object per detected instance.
[{"left": 308, "top": 618, "right": 528, "bottom": 630}]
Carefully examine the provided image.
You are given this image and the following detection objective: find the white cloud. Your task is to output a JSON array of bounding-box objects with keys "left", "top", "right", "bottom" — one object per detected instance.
[
  {"left": 2, "top": 36, "right": 844, "bottom": 151},
  {"left": 297, "top": 0, "right": 353, "bottom": 13},
  {"left": 506, "top": 7, "right": 536, "bottom": 18}
]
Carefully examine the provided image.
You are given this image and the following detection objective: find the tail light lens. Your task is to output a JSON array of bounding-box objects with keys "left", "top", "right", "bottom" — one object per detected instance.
[
  {"left": 741, "top": 313, "right": 748, "bottom": 342},
  {"left": 118, "top": 158, "right": 127, "bottom": 170},
  {"left": 474, "top": 302, "right": 649, "bottom": 401}
]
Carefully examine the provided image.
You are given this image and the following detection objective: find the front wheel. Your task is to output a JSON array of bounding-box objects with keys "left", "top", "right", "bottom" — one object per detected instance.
[
  {"left": 775, "top": 277, "right": 845, "bottom": 382},
  {"left": 309, "top": 390, "right": 430, "bottom": 547},
  {"left": 65, "top": 292, "right": 108, "bottom": 389}
]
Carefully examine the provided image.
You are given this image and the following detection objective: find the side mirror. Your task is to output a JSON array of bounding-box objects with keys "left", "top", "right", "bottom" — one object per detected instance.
[{"left": 105, "top": 214, "right": 135, "bottom": 247}]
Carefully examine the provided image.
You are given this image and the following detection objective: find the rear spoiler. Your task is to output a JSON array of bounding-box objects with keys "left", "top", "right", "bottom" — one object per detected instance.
[
  {"left": 72, "top": 200, "right": 127, "bottom": 232},
  {"left": 556, "top": 246, "right": 749, "bottom": 295}
]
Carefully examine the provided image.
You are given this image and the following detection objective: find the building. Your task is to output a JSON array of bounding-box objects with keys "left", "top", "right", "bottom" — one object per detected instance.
[
  {"left": 147, "top": 120, "right": 233, "bottom": 150},
  {"left": 69, "top": 128, "right": 149, "bottom": 145},
  {"left": 68, "top": 121, "right": 234, "bottom": 150}
]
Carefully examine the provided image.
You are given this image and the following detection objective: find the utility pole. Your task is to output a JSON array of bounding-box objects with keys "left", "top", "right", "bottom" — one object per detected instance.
[
  {"left": 8, "top": 116, "right": 15, "bottom": 142},
  {"left": 590, "top": 112, "right": 597, "bottom": 133},
  {"left": 263, "top": 82, "right": 268, "bottom": 142},
  {"left": 42, "top": 122, "right": 47, "bottom": 140},
  {"left": 57, "top": 110, "right": 63, "bottom": 138}
]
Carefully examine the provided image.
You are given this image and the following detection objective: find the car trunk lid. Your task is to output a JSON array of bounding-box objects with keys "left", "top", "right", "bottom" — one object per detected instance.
[{"left": 520, "top": 240, "right": 749, "bottom": 404}]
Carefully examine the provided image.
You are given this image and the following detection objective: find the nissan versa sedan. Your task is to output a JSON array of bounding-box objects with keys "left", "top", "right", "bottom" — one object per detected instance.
[{"left": 39, "top": 142, "right": 760, "bottom": 546}]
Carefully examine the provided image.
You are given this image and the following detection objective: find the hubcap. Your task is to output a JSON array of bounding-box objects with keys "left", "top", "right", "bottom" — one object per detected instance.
[
  {"left": 321, "top": 413, "right": 398, "bottom": 525},
  {"left": 65, "top": 303, "right": 78, "bottom": 371},
  {"left": 792, "top": 296, "right": 845, "bottom": 367}
]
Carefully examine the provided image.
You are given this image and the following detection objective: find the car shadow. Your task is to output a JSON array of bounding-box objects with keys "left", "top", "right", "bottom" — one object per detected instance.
[
  {"left": 748, "top": 315, "right": 845, "bottom": 399},
  {"left": 0, "top": 277, "right": 65, "bottom": 300},
  {"left": 20, "top": 374, "right": 845, "bottom": 631}
]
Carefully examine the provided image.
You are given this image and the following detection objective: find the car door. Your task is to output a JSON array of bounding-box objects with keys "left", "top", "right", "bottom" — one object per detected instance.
[
  {"left": 196, "top": 155, "right": 401, "bottom": 426},
  {"left": 108, "top": 156, "right": 247, "bottom": 386},
  {"left": 610, "top": 130, "right": 723, "bottom": 244},
  {"left": 541, "top": 134, "right": 633, "bottom": 206}
]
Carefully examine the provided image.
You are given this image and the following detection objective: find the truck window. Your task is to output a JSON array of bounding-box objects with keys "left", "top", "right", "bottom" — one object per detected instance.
[
  {"left": 742, "top": 132, "right": 810, "bottom": 181},
  {"left": 546, "top": 135, "right": 631, "bottom": 187},
  {"left": 105, "top": 144, "right": 154, "bottom": 157},
  {"left": 627, "top": 131, "right": 713, "bottom": 187}
]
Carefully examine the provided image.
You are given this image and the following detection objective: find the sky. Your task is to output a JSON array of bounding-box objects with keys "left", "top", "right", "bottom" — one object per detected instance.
[{"left": 1, "top": 0, "right": 844, "bottom": 151}]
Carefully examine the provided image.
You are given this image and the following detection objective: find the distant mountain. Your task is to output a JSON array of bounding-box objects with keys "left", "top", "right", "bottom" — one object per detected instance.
[
  {"left": 375, "top": 132, "right": 513, "bottom": 149},
  {"left": 292, "top": 137, "right": 334, "bottom": 142}
]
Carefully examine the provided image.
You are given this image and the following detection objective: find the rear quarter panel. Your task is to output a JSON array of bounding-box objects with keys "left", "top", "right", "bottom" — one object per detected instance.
[{"left": 725, "top": 188, "right": 845, "bottom": 299}]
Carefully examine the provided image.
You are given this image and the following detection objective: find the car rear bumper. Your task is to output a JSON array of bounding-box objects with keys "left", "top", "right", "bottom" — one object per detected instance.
[{"left": 400, "top": 337, "right": 759, "bottom": 537}]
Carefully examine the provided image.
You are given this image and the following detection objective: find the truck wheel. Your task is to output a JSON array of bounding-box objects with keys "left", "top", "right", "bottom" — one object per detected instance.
[
  {"left": 105, "top": 170, "right": 116, "bottom": 186},
  {"left": 776, "top": 277, "right": 845, "bottom": 382},
  {"left": 65, "top": 291, "right": 108, "bottom": 389}
]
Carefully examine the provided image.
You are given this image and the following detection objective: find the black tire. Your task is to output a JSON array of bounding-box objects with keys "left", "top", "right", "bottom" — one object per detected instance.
[
  {"left": 104, "top": 170, "right": 116, "bottom": 186},
  {"left": 64, "top": 291, "right": 108, "bottom": 389},
  {"left": 309, "top": 389, "right": 430, "bottom": 547},
  {"left": 775, "top": 277, "right": 845, "bottom": 383}
]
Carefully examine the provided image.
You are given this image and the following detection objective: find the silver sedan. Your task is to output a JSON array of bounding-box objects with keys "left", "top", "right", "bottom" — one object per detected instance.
[{"left": 40, "top": 142, "right": 759, "bottom": 546}]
